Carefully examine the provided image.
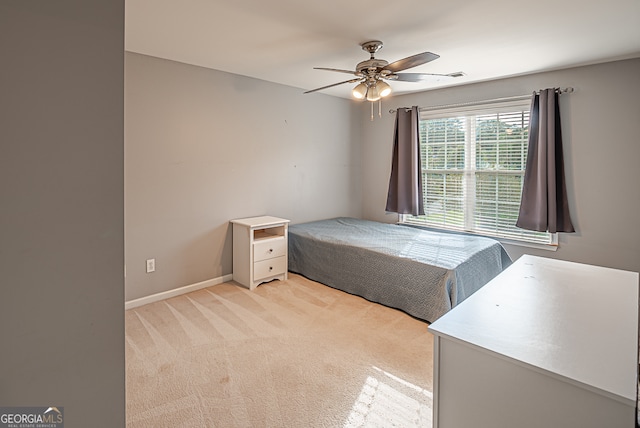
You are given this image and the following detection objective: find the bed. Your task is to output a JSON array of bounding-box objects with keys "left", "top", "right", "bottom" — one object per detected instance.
[{"left": 288, "top": 217, "right": 511, "bottom": 323}]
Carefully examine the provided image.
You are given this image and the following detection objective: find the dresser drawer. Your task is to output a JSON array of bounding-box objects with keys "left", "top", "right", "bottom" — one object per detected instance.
[
  {"left": 253, "top": 237, "right": 286, "bottom": 262},
  {"left": 253, "top": 256, "right": 287, "bottom": 281}
]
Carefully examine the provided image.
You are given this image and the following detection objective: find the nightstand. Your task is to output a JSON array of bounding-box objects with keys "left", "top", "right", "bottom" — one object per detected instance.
[{"left": 231, "top": 216, "right": 290, "bottom": 290}]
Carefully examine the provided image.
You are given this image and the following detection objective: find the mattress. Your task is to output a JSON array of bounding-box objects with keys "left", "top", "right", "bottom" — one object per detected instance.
[{"left": 288, "top": 217, "right": 512, "bottom": 323}]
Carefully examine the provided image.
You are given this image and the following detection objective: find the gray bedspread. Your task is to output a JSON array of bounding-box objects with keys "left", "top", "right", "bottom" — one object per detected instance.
[{"left": 288, "top": 217, "right": 511, "bottom": 323}]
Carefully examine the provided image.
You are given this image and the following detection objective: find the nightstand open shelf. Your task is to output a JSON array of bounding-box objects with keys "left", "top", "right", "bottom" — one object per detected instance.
[{"left": 254, "top": 225, "right": 285, "bottom": 241}]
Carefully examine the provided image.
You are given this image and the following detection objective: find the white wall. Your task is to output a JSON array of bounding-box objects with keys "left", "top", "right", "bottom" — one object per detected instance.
[
  {"left": 125, "top": 53, "right": 362, "bottom": 301},
  {"left": 360, "top": 58, "right": 640, "bottom": 273},
  {"left": 0, "top": 1, "right": 125, "bottom": 426}
]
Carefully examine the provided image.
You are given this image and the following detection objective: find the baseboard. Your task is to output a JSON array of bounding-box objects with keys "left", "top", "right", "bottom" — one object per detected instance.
[{"left": 125, "top": 273, "right": 234, "bottom": 310}]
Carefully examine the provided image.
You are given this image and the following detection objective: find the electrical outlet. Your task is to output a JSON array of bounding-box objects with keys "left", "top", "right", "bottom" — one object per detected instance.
[{"left": 146, "top": 258, "right": 155, "bottom": 273}]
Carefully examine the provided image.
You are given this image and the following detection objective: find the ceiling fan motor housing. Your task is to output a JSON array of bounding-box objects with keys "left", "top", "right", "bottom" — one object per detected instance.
[
  {"left": 357, "top": 41, "right": 388, "bottom": 76},
  {"left": 356, "top": 58, "right": 389, "bottom": 75}
]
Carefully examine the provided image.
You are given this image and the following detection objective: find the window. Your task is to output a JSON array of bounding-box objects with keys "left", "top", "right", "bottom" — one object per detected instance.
[{"left": 403, "top": 100, "right": 554, "bottom": 246}]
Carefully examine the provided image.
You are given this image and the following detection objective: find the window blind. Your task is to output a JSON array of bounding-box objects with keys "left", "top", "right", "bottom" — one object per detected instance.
[{"left": 403, "top": 100, "right": 553, "bottom": 245}]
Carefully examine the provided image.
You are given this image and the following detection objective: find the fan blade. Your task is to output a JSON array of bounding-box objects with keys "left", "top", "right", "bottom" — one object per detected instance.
[
  {"left": 383, "top": 52, "right": 440, "bottom": 73},
  {"left": 392, "top": 72, "right": 454, "bottom": 82},
  {"left": 314, "top": 67, "right": 360, "bottom": 76},
  {"left": 304, "top": 78, "right": 361, "bottom": 94}
]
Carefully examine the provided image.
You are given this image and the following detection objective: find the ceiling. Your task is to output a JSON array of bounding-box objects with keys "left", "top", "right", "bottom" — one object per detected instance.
[{"left": 125, "top": 0, "right": 640, "bottom": 99}]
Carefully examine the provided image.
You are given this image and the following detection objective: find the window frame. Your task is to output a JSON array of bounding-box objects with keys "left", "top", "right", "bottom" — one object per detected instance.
[{"left": 400, "top": 99, "right": 558, "bottom": 250}]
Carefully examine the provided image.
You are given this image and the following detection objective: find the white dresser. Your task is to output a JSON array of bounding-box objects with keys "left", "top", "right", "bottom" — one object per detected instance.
[
  {"left": 231, "top": 216, "right": 290, "bottom": 290},
  {"left": 429, "top": 255, "right": 639, "bottom": 428}
]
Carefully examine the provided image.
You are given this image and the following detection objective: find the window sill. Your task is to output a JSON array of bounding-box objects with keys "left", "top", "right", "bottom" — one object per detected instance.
[
  {"left": 495, "top": 237, "right": 558, "bottom": 252},
  {"left": 398, "top": 218, "right": 558, "bottom": 252}
]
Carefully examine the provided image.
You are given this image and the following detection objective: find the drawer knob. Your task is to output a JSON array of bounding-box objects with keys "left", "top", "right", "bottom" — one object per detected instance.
[
  {"left": 268, "top": 248, "right": 273, "bottom": 253},
  {"left": 269, "top": 266, "right": 273, "bottom": 271}
]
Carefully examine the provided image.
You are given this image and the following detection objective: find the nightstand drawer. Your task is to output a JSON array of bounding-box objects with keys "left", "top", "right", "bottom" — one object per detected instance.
[
  {"left": 253, "top": 256, "right": 286, "bottom": 281},
  {"left": 253, "top": 237, "right": 286, "bottom": 262}
]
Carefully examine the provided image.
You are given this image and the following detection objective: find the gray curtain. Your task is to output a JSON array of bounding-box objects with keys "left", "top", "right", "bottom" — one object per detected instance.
[
  {"left": 386, "top": 106, "right": 425, "bottom": 216},
  {"left": 516, "top": 89, "right": 575, "bottom": 233}
]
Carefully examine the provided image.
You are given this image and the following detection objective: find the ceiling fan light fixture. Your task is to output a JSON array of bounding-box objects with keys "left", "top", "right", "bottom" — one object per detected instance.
[
  {"left": 377, "top": 80, "right": 392, "bottom": 97},
  {"left": 352, "top": 82, "right": 367, "bottom": 99},
  {"left": 366, "top": 84, "right": 381, "bottom": 102}
]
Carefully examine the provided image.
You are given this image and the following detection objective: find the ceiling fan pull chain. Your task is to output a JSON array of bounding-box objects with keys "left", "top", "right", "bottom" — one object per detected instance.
[
  {"left": 379, "top": 100, "right": 382, "bottom": 117},
  {"left": 370, "top": 101, "right": 374, "bottom": 121}
]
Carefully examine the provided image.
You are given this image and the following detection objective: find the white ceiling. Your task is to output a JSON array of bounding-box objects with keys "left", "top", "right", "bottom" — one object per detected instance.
[{"left": 125, "top": 0, "right": 640, "bottom": 99}]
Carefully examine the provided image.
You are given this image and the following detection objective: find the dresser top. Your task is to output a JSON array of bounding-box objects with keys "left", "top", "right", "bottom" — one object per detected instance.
[
  {"left": 230, "top": 216, "right": 290, "bottom": 228},
  {"left": 429, "top": 255, "right": 639, "bottom": 404}
]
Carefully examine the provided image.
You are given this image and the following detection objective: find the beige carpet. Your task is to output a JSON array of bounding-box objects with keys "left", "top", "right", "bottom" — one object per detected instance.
[{"left": 126, "top": 274, "right": 434, "bottom": 427}]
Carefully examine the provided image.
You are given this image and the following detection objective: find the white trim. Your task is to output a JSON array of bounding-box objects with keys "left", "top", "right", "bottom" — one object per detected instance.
[
  {"left": 419, "top": 99, "right": 531, "bottom": 119},
  {"left": 125, "top": 273, "right": 234, "bottom": 310},
  {"left": 496, "top": 235, "right": 558, "bottom": 252}
]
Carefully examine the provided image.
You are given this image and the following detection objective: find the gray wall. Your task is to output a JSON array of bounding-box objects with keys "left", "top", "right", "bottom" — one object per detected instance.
[
  {"left": 0, "top": 2, "right": 125, "bottom": 427},
  {"left": 125, "top": 53, "right": 361, "bottom": 301},
  {"left": 360, "top": 58, "right": 640, "bottom": 274}
]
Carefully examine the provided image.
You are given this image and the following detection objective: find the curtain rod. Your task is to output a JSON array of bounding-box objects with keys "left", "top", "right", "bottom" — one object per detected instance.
[{"left": 389, "top": 87, "right": 574, "bottom": 114}]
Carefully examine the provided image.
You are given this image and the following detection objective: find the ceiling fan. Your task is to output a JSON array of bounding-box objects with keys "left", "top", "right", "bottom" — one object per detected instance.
[{"left": 304, "top": 40, "right": 464, "bottom": 102}]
